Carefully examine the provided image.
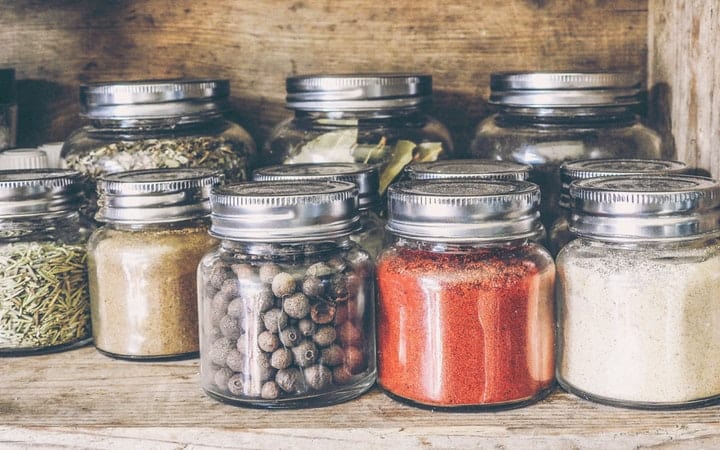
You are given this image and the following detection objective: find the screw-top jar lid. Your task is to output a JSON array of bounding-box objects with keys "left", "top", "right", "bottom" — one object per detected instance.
[
  {"left": 0, "top": 169, "right": 83, "bottom": 218},
  {"left": 96, "top": 168, "right": 223, "bottom": 224},
  {"left": 252, "top": 163, "right": 379, "bottom": 210},
  {"left": 286, "top": 73, "right": 431, "bottom": 111},
  {"left": 404, "top": 159, "right": 531, "bottom": 181},
  {"left": 489, "top": 72, "right": 642, "bottom": 108},
  {"left": 210, "top": 180, "right": 359, "bottom": 242},
  {"left": 559, "top": 158, "right": 688, "bottom": 208},
  {"left": 0, "top": 148, "right": 49, "bottom": 170},
  {"left": 569, "top": 175, "right": 720, "bottom": 241},
  {"left": 80, "top": 79, "right": 230, "bottom": 120},
  {"left": 386, "top": 179, "right": 543, "bottom": 242}
]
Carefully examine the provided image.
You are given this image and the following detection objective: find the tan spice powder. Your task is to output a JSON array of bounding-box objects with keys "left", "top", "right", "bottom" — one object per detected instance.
[{"left": 88, "top": 224, "right": 217, "bottom": 358}]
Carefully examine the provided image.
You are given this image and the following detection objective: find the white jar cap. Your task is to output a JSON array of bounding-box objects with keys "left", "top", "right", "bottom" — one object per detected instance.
[{"left": 0, "top": 148, "right": 49, "bottom": 170}]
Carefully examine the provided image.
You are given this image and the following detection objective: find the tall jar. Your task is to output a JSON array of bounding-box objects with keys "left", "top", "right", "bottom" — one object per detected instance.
[
  {"left": 0, "top": 170, "right": 91, "bottom": 355},
  {"left": 376, "top": 180, "right": 555, "bottom": 410},
  {"left": 469, "top": 72, "right": 666, "bottom": 229},
  {"left": 548, "top": 158, "right": 688, "bottom": 255},
  {"left": 87, "top": 168, "right": 221, "bottom": 360},
  {"left": 62, "top": 79, "right": 257, "bottom": 219},
  {"left": 557, "top": 175, "right": 720, "bottom": 409},
  {"left": 253, "top": 163, "right": 385, "bottom": 258},
  {"left": 198, "top": 180, "right": 376, "bottom": 408},
  {"left": 262, "top": 74, "right": 453, "bottom": 194}
]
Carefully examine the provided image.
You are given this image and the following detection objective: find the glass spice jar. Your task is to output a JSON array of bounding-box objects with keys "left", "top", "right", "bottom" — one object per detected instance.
[
  {"left": 376, "top": 179, "right": 555, "bottom": 410},
  {"left": 62, "top": 79, "right": 257, "bottom": 220},
  {"left": 0, "top": 170, "right": 91, "bottom": 355},
  {"left": 557, "top": 175, "right": 720, "bottom": 409},
  {"left": 469, "top": 72, "right": 666, "bottom": 230},
  {"left": 87, "top": 168, "right": 221, "bottom": 360},
  {"left": 198, "top": 180, "right": 376, "bottom": 408},
  {"left": 404, "top": 159, "right": 531, "bottom": 181},
  {"left": 252, "top": 162, "right": 385, "bottom": 259},
  {"left": 548, "top": 158, "right": 688, "bottom": 255},
  {"left": 262, "top": 74, "right": 453, "bottom": 194}
]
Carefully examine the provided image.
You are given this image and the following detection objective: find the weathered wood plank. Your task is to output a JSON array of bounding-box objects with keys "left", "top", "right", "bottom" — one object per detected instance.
[
  {"left": 648, "top": 0, "right": 720, "bottom": 176},
  {"left": 0, "top": 1, "right": 647, "bottom": 153}
]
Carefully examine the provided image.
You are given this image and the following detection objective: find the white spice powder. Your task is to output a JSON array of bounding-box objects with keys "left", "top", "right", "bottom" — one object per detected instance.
[{"left": 557, "top": 239, "right": 720, "bottom": 405}]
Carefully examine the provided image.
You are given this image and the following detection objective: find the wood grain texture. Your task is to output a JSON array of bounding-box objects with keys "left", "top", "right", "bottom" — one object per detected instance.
[
  {"left": 0, "top": 0, "right": 647, "bottom": 154},
  {"left": 648, "top": 0, "right": 720, "bottom": 176},
  {"left": 1, "top": 346, "right": 720, "bottom": 448}
]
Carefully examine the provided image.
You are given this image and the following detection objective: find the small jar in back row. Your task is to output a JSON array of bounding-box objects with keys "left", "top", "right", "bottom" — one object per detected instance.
[
  {"left": 262, "top": 73, "right": 453, "bottom": 194},
  {"left": 404, "top": 159, "right": 530, "bottom": 182},
  {"left": 557, "top": 175, "right": 720, "bottom": 409},
  {"left": 548, "top": 158, "right": 688, "bottom": 255},
  {"left": 253, "top": 163, "right": 385, "bottom": 259},
  {"left": 88, "top": 168, "right": 221, "bottom": 360},
  {"left": 198, "top": 180, "right": 376, "bottom": 408},
  {"left": 376, "top": 179, "right": 555, "bottom": 410},
  {"left": 0, "top": 170, "right": 91, "bottom": 355},
  {"left": 469, "top": 72, "right": 666, "bottom": 230}
]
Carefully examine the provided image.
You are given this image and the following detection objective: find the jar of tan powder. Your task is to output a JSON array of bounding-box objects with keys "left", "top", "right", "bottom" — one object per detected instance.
[{"left": 88, "top": 168, "right": 222, "bottom": 360}]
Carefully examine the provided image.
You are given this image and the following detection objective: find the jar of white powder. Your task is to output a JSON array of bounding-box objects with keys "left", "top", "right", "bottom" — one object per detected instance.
[{"left": 556, "top": 174, "right": 720, "bottom": 409}]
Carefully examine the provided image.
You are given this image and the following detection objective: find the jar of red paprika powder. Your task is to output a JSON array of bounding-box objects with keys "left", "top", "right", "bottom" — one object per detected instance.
[{"left": 376, "top": 179, "right": 556, "bottom": 409}]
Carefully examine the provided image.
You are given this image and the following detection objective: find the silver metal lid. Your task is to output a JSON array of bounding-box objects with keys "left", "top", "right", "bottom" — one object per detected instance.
[
  {"left": 489, "top": 72, "right": 642, "bottom": 108},
  {"left": 252, "top": 163, "right": 379, "bottom": 210},
  {"left": 0, "top": 169, "right": 83, "bottom": 218},
  {"left": 569, "top": 175, "right": 720, "bottom": 240},
  {"left": 404, "top": 159, "right": 531, "bottom": 181},
  {"left": 286, "top": 74, "right": 431, "bottom": 111},
  {"left": 386, "top": 180, "right": 543, "bottom": 242},
  {"left": 210, "top": 180, "right": 359, "bottom": 242},
  {"left": 559, "top": 158, "right": 688, "bottom": 208},
  {"left": 96, "top": 168, "right": 223, "bottom": 224},
  {"left": 80, "top": 79, "right": 229, "bottom": 120}
]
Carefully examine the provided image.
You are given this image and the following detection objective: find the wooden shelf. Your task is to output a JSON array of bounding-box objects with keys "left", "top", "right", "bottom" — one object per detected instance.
[{"left": 1, "top": 346, "right": 719, "bottom": 448}]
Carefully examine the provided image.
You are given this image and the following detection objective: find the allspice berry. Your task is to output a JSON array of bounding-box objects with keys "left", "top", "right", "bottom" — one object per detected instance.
[
  {"left": 312, "top": 325, "right": 337, "bottom": 347},
  {"left": 320, "top": 344, "right": 344, "bottom": 367},
  {"left": 306, "top": 262, "right": 335, "bottom": 278},
  {"left": 208, "top": 263, "right": 231, "bottom": 289},
  {"left": 270, "top": 347, "right": 293, "bottom": 370},
  {"left": 333, "top": 304, "right": 349, "bottom": 326},
  {"left": 276, "top": 367, "right": 303, "bottom": 393},
  {"left": 209, "top": 337, "right": 234, "bottom": 366},
  {"left": 213, "top": 367, "right": 233, "bottom": 389},
  {"left": 310, "top": 302, "right": 336, "bottom": 324},
  {"left": 259, "top": 263, "right": 282, "bottom": 284},
  {"left": 271, "top": 272, "right": 296, "bottom": 297},
  {"left": 220, "top": 278, "right": 241, "bottom": 296},
  {"left": 298, "top": 318, "right": 316, "bottom": 337},
  {"left": 302, "top": 276, "right": 325, "bottom": 298},
  {"left": 344, "top": 345, "right": 366, "bottom": 374},
  {"left": 279, "top": 326, "right": 301, "bottom": 347},
  {"left": 283, "top": 293, "right": 310, "bottom": 319},
  {"left": 226, "top": 297, "right": 246, "bottom": 319},
  {"left": 231, "top": 263, "right": 257, "bottom": 281},
  {"left": 262, "top": 308, "right": 289, "bottom": 333},
  {"left": 304, "top": 364, "right": 332, "bottom": 391},
  {"left": 291, "top": 339, "right": 318, "bottom": 368},
  {"left": 246, "top": 287, "right": 275, "bottom": 314},
  {"left": 332, "top": 365, "right": 354, "bottom": 385},
  {"left": 219, "top": 315, "right": 242, "bottom": 340},
  {"left": 338, "top": 321, "right": 363, "bottom": 346},
  {"left": 211, "top": 290, "right": 231, "bottom": 313},
  {"left": 227, "top": 373, "right": 245, "bottom": 396},
  {"left": 326, "top": 257, "right": 347, "bottom": 273},
  {"left": 226, "top": 349, "right": 245, "bottom": 372},
  {"left": 250, "top": 352, "right": 275, "bottom": 382},
  {"left": 257, "top": 330, "right": 280, "bottom": 352},
  {"left": 261, "top": 381, "right": 281, "bottom": 400}
]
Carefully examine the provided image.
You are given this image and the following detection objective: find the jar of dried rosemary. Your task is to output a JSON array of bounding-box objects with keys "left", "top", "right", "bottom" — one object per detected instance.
[
  {"left": 88, "top": 168, "right": 221, "bottom": 360},
  {"left": 0, "top": 169, "right": 91, "bottom": 355},
  {"left": 62, "top": 79, "right": 257, "bottom": 220}
]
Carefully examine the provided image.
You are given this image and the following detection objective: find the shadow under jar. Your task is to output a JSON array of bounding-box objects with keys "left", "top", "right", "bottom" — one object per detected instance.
[
  {"left": 0, "top": 170, "right": 91, "bottom": 355},
  {"left": 198, "top": 180, "right": 376, "bottom": 408},
  {"left": 88, "top": 168, "right": 221, "bottom": 360},
  {"left": 469, "top": 72, "right": 666, "bottom": 230},
  {"left": 376, "top": 179, "right": 556, "bottom": 410},
  {"left": 262, "top": 73, "right": 453, "bottom": 194},
  {"left": 556, "top": 175, "right": 720, "bottom": 409}
]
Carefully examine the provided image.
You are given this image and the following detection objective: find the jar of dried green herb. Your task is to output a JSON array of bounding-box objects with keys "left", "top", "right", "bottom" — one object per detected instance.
[
  {"left": 0, "top": 169, "right": 91, "bottom": 355},
  {"left": 62, "top": 79, "right": 257, "bottom": 220},
  {"left": 88, "top": 168, "right": 222, "bottom": 360},
  {"left": 262, "top": 74, "right": 453, "bottom": 194}
]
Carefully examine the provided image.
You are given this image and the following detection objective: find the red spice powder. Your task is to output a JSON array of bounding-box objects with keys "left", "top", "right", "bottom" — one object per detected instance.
[{"left": 376, "top": 244, "right": 555, "bottom": 407}]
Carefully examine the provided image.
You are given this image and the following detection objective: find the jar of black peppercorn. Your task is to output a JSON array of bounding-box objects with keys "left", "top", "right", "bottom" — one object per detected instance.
[
  {"left": 262, "top": 73, "right": 453, "bottom": 194},
  {"left": 253, "top": 163, "right": 385, "bottom": 259},
  {"left": 198, "top": 180, "right": 376, "bottom": 408}
]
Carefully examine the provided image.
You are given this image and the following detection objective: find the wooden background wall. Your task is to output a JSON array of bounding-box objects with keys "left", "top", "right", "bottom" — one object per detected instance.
[{"left": 0, "top": 0, "right": 647, "bottom": 154}]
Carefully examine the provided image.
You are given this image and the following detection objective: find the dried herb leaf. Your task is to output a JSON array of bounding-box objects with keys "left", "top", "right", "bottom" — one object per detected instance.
[
  {"left": 288, "top": 129, "right": 358, "bottom": 163},
  {"left": 379, "top": 140, "right": 416, "bottom": 193}
]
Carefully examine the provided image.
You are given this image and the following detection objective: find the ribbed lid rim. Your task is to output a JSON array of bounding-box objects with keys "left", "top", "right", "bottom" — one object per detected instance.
[{"left": 404, "top": 159, "right": 531, "bottom": 181}]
